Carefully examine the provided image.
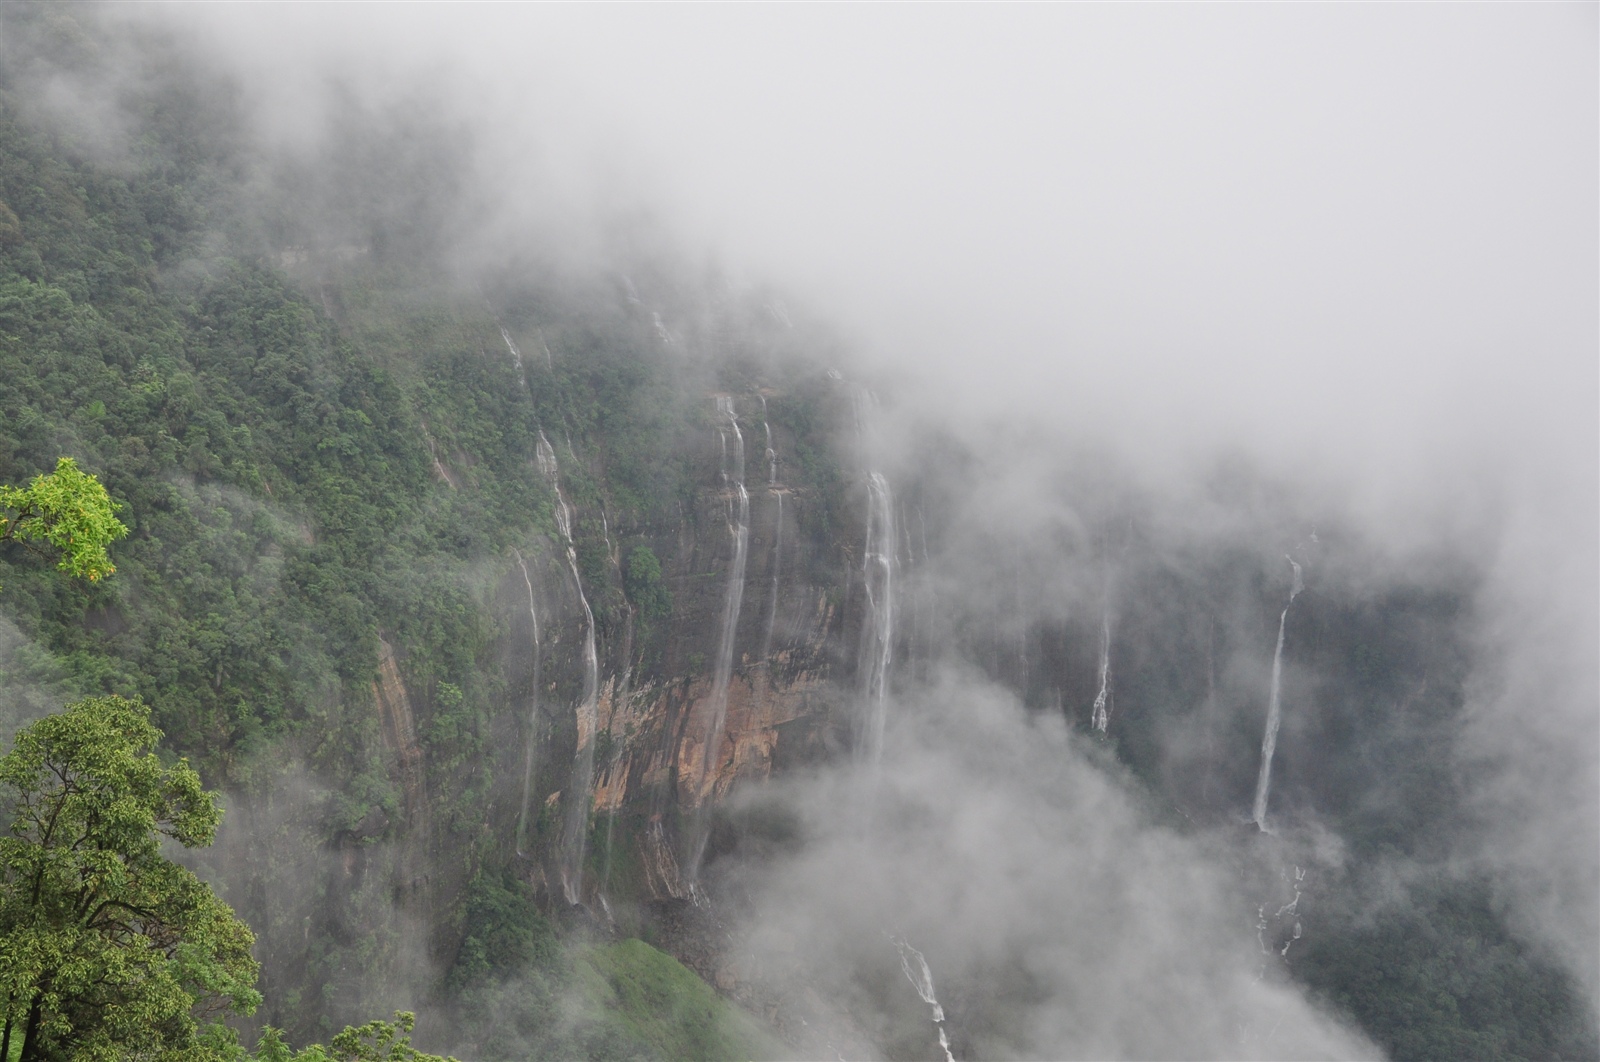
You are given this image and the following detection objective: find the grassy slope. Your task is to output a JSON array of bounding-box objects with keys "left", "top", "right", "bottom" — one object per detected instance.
[{"left": 573, "top": 940, "right": 786, "bottom": 1062}]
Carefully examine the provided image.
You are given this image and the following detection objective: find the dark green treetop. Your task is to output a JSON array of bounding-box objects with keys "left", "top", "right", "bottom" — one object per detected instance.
[{"left": 0, "top": 695, "right": 260, "bottom": 1061}]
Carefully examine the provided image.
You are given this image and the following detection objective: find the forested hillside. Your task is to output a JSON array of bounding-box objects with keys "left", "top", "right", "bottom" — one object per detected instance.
[
  {"left": 0, "top": 7, "right": 1593, "bottom": 1061},
  {"left": 0, "top": 9, "right": 858, "bottom": 1052}
]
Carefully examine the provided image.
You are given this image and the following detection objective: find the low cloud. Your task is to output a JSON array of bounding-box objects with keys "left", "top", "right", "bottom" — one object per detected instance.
[{"left": 720, "top": 668, "right": 1379, "bottom": 1060}]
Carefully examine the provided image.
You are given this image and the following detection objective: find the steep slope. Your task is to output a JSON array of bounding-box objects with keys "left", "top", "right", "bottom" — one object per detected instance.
[{"left": 0, "top": 9, "right": 1593, "bottom": 1060}]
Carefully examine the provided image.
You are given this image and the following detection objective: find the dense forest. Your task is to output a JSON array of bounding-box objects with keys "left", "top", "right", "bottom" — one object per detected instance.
[{"left": 0, "top": 6, "right": 1593, "bottom": 1060}]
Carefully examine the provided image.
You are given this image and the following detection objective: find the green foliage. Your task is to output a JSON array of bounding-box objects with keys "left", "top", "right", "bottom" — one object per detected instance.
[
  {"left": 623, "top": 546, "right": 670, "bottom": 620},
  {"left": 324, "top": 1012, "right": 451, "bottom": 1062},
  {"left": 0, "top": 457, "right": 126, "bottom": 585},
  {"left": 572, "top": 939, "right": 785, "bottom": 1062},
  {"left": 1296, "top": 878, "right": 1599, "bottom": 1062},
  {"left": 443, "top": 871, "right": 782, "bottom": 1061},
  {"left": 446, "top": 872, "right": 560, "bottom": 991},
  {"left": 230, "top": 1013, "right": 455, "bottom": 1061},
  {"left": 0, "top": 696, "right": 260, "bottom": 1061},
  {"left": 0, "top": 9, "right": 845, "bottom": 1053}
]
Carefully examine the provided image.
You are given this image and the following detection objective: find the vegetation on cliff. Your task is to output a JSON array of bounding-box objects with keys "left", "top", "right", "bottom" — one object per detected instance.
[
  {"left": 0, "top": 7, "right": 851, "bottom": 1052},
  {"left": 0, "top": 7, "right": 1592, "bottom": 1061}
]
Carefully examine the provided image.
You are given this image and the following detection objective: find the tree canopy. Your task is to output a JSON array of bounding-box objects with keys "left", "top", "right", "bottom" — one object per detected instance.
[
  {"left": 244, "top": 1012, "right": 455, "bottom": 1062},
  {"left": 0, "top": 696, "right": 259, "bottom": 1061},
  {"left": 0, "top": 458, "right": 127, "bottom": 585}
]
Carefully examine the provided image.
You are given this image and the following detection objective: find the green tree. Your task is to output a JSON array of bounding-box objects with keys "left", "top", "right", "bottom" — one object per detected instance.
[
  {"left": 0, "top": 696, "right": 260, "bottom": 1061},
  {"left": 0, "top": 458, "right": 128, "bottom": 585},
  {"left": 245, "top": 1013, "right": 455, "bottom": 1062},
  {"left": 624, "top": 545, "right": 670, "bottom": 619}
]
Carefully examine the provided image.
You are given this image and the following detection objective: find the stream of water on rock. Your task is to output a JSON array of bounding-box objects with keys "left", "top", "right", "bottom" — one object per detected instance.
[
  {"left": 687, "top": 397, "right": 752, "bottom": 884},
  {"left": 1252, "top": 557, "right": 1303, "bottom": 830},
  {"left": 538, "top": 430, "right": 600, "bottom": 903},
  {"left": 512, "top": 550, "right": 543, "bottom": 859},
  {"left": 1091, "top": 608, "right": 1112, "bottom": 732},
  {"left": 895, "top": 937, "right": 957, "bottom": 1062}
]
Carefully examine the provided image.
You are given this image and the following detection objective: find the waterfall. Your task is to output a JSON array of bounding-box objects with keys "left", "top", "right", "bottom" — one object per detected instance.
[
  {"left": 857, "top": 472, "right": 895, "bottom": 764},
  {"left": 894, "top": 938, "right": 957, "bottom": 1062},
  {"left": 420, "top": 422, "right": 457, "bottom": 489},
  {"left": 687, "top": 397, "right": 751, "bottom": 882},
  {"left": 762, "top": 491, "right": 783, "bottom": 662},
  {"left": 848, "top": 384, "right": 896, "bottom": 765},
  {"left": 536, "top": 325, "right": 553, "bottom": 371},
  {"left": 1255, "top": 865, "right": 1308, "bottom": 983},
  {"left": 699, "top": 397, "right": 751, "bottom": 794},
  {"left": 598, "top": 507, "right": 633, "bottom": 909},
  {"left": 1251, "top": 556, "right": 1303, "bottom": 831},
  {"left": 759, "top": 394, "right": 783, "bottom": 662},
  {"left": 700, "top": 396, "right": 748, "bottom": 780},
  {"left": 538, "top": 430, "right": 600, "bottom": 903},
  {"left": 499, "top": 327, "right": 526, "bottom": 390},
  {"left": 1277, "top": 866, "right": 1306, "bottom": 958},
  {"left": 511, "top": 550, "right": 543, "bottom": 859},
  {"left": 760, "top": 394, "right": 777, "bottom": 486},
  {"left": 1091, "top": 609, "right": 1112, "bottom": 732}
]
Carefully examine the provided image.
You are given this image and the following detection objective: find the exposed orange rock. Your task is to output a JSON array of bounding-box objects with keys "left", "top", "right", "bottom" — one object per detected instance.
[
  {"left": 372, "top": 637, "right": 427, "bottom": 840},
  {"left": 593, "top": 644, "right": 834, "bottom": 815}
]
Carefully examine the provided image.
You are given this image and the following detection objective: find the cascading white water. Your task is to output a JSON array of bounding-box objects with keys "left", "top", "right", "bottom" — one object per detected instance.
[
  {"left": 512, "top": 550, "right": 543, "bottom": 858},
  {"left": 698, "top": 397, "right": 751, "bottom": 775},
  {"left": 1091, "top": 610, "right": 1112, "bottom": 732},
  {"left": 1277, "top": 865, "right": 1306, "bottom": 958},
  {"left": 700, "top": 398, "right": 748, "bottom": 764},
  {"left": 894, "top": 938, "right": 957, "bottom": 1062},
  {"left": 1255, "top": 865, "right": 1308, "bottom": 984},
  {"left": 536, "top": 326, "right": 553, "bottom": 371},
  {"left": 857, "top": 472, "right": 896, "bottom": 765},
  {"left": 538, "top": 430, "right": 600, "bottom": 903},
  {"left": 1251, "top": 556, "right": 1303, "bottom": 830},
  {"left": 686, "top": 397, "right": 752, "bottom": 884},
  {"left": 420, "top": 422, "right": 456, "bottom": 489},
  {"left": 760, "top": 395, "right": 777, "bottom": 486},
  {"left": 600, "top": 508, "right": 616, "bottom": 567},
  {"left": 849, "top": 386, "right": 897, "bottom": 764},
  {"left": 500, "top": 327, "right": 526, "bottom": 389},
  {"left": 762, "top": 491, "right": 783, "bottom": 662},
  {"left": 758, "top": 395, "right": 784, "bottom": 662}
]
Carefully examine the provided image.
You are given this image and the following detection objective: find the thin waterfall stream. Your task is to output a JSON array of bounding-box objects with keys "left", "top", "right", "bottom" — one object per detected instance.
[
  {"left": 687, "top": 396, "right": 751, "bottom": 884},
  {"left": 857, "top": 472, "right": 895, "bottom": 764},
  {"left": 760, "top": 395, "right": 783, "bottom": 662},
  {"left": 761, "top": 394, "right": 777, "bottom": 486},
  {"left": 499, "top": 326, "right": 525, "bottom": 389},
  {"left": 762, "top": 491, "right": 783, "bottom": 662},
  {"left": 1091, "top": 609, "right": 1112, "bottom": 732},
  {"left": 894, "top": 937, "right": 957, "bottom": 1062},
  {"left": 538, "top": 430, "right": 600, "bottom": 903},
  {"left": 512, "top": 550, "right": 544, "bottom": 859},
  {"left": 851, "top": 386, "right": 896, "bottom": 766},
  {"left": 1251, "top": 556, "right": 1303, "bottom": 830}
]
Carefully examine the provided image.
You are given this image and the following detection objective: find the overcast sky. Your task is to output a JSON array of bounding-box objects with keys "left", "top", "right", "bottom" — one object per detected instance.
[{"left": 171, "top": 4, "right": 1596, "bottom": 528}]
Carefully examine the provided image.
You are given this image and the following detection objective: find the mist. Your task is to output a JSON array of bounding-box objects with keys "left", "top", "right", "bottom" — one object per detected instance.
[
  {"left": 13, "top": 3, "right": 1595, "bottom": 1056},
  {"left": 716, "top": 671, "right": 1379, "bottom": 1060}
]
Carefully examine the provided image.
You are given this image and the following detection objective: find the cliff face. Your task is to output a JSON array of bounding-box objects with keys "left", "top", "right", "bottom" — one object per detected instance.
[
  {"left": 186, "top": 374, "right": 870, "bottom": 1035},
  {"left": 472, "top": 400, "right": 865, "bottom": 909}
]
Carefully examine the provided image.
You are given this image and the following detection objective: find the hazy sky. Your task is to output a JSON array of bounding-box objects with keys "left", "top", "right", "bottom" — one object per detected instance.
[{"left": 166, "top": 3, "right": 1597, "bottom": 525}]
